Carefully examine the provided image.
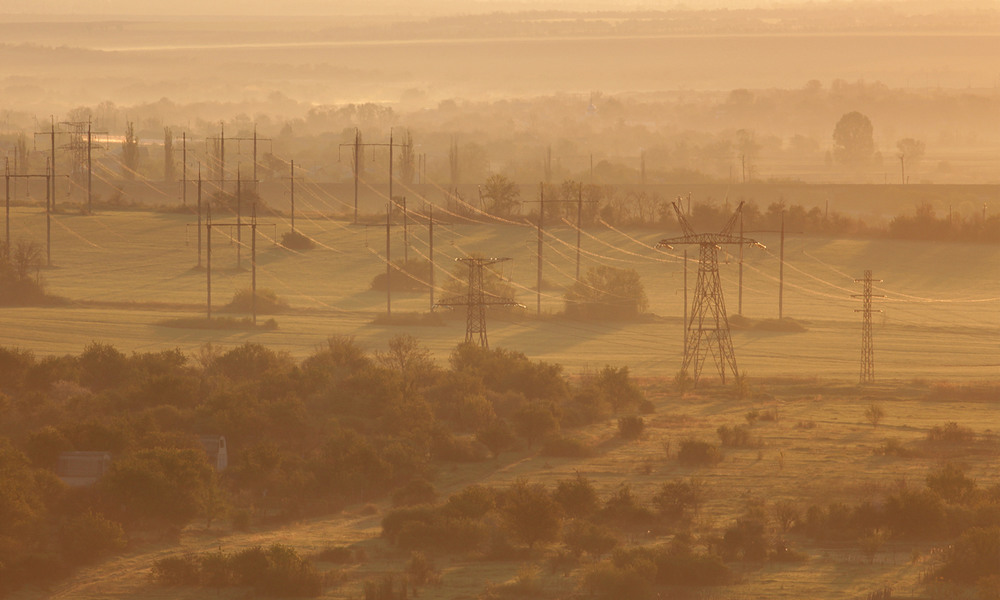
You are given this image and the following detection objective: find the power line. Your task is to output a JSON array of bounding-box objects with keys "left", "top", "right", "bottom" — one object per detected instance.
[{"left": 436, "top": 257, "right": 523, "bottom": 347}]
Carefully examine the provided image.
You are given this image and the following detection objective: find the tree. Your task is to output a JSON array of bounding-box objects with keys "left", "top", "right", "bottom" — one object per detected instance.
[
  {"left": 0, "top": 240, "right": 46, "bottom": 305},
  {"left": 122, "top": 121, "right": 139, "bottom": 180},
  {"left": 832, "top": 111, "right": 874, "bottom": 167},
  {"left": 896, "top": 137, "right": 925, "bottom": 182},
  {"left": 481, "top": 173, "right": 521, "bottom": 218},
  {"left": 100, "top": 447, "right": 218, "bottom": 532},
  {"left": 163, "top": 127, "right": 174, "bottom": 182},
  {"left": 398, "top": 129, "right": 415, "bottom": 185},
  {"left": 501, "top": 479, "right": 562, "bottom": 548},
  {"left": 512, "top": 402, "right": 559, "bottom": 448},
  {"left": 564, "top": 266, "right": 648, "bottom": 319}
]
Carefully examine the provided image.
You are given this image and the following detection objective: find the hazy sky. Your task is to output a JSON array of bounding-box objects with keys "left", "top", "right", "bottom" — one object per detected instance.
[{"left": 0, "top": 0, "right": 904, "bottom": 17}]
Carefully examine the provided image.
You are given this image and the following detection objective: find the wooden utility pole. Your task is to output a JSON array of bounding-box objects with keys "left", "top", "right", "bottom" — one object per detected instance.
[
  {"left": 537, "top": 183, "right": 543, "bottom": 314},
  {"left": 45, "top": 157, "right": 51, "bottom": 266},
  {"left": 386, "top": 203, "right": 392, "bottom": 317},
  {"left": 4, "top": 164, "right": 50, "bottom": 245},
  {"left": 289, "top": 160, "right": 295, "bottom": 232},
  {"left": 428, "top": 204, "right": 435, "bottom": 311},
  {"left": 339, "top": 129, "right": 396, "bottom": 224},
  {"left": 204, "top": 199, "right": 272, "bottom": 324},
  {"left": 779, "top": 211, "right": 785, "bottom": 319}
]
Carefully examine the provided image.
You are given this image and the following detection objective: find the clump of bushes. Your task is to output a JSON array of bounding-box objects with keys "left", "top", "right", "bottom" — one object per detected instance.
[
  {"left": 221, "top": 288, "right": 288, "bottom": 314},
  {"left": 677, "top": 440, "right": 723, "bottom": 466},
  {"left": 926, "top": 422, "right": 975, "bottom": 443},
  {"left": 717, "top": 424, "right": 759, "bottom": 448},
  {"left": 281, "top": 230, "right": 315, "bottom": 250},
  {"left": 541, "top": 435, "right": 595, "bottom": 458},
  {"left": 617, "top": 416, "right": 644, "bottom": 440},
  {"left": 370, "top": 259, "right": 431, "bottom": 292},
  {"left": 151, "top": 544, "right": 323, "bottom": 596}
]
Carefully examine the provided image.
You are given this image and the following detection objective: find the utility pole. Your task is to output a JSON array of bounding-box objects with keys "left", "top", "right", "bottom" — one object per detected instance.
[
  {"left": 738, "top": 209, "right": 744, "bottom": 315},
  {"left": 339, "top": 129, "right": 396, "bottom": 224},
  {"left": 779, "top": 211, "right": 785, "bottom": 319},
  {"left": 658, "top": 200, "right": 764, "bottom": 385},
  {"left": 206, "top": 200, "right": 212, "bottom": 319},
  {"left": 45, "top": 157, "right": 51, "bottom": 266},
  {"left": 537, "top": 183, "right": 543, "bottom": 314},
  {"left": 227, "top": 124, "right": 272, "bottom": 198},
  {"left": 386, "top": 203, "right": 392, "bottom": 317},
  {"left": 289, "top": 160, "right": 295, "bottom": 232},
  {"left": 4, "top": 163, "right": 49, "bottom": 245},
  {"left": 428, "top": 204, "right": 435, "bottom": 311},
  {"left": 853, "top": 270, "right": 884, "bottom": 384},
  {"left": 402, "top": 196, "right": 408, "bottom": 262},
  {"left": 204, "top": 199, "right": 272, "bottom": 323},
  {"left": 436, "top": 257, "right": 523, "bottom": 347},
  {"left": 523, "top": 182, "right": 596, "bottom": 313}
]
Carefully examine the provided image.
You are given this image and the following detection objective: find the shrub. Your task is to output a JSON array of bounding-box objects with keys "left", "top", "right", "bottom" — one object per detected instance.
[
  {"left": 617, "top": 415, "right": 644, "bottom": 440},
  {"left": 221, "top": 288, "right": 288, "bottom": 314},
  {"left": 57, "top": 512, "right": 127, "bottom": 566},
  {"left": 677, "top": 440, "right": 723, "bottom": 466},
  {"left": 931, "top": 526, "right": 1000, "bottom": 585},
  {"left": 717, "top": 423, "right": 757, "bottom": 448},
  {"left": 280, "top": 230, "right": 315, "bottom": 250},
  {"left": 926, "top": 462, "right": 977, "bottom": 504},
  {"left": 370, "top": 259, "right": 431, "bottom": 292},
  {"left": 651, "top": 478, "right": 704, "bottom": 520},
  {"left": 151, "top": 555, "right": 201, "bottom": 586},
  {"left": 864, "top": 403, "right": 885, "bottom": 429},
  {"left": 564, "top": 266, "right": 648, "bottom": 320},
  {"left": 927, "top": 422, "right": 975, "bottom": 443},
  {"left": 563, "top": 520, "right": 619, "bottom": 558},
  {"left": 391, "top": 478, "right": 437, "bottom": 507},
  {"left": 553, "top": 474, "right": 599, "bottom": 519},
  {"left": 581, "top": 558, "right": 654, "bottom": 600},
  {"left": 542, "top": 436, "right": 595, "bottom": 458}
]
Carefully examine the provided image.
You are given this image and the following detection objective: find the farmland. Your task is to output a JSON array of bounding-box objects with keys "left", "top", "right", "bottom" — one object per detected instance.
[{"left": 1, "top": 199, "right": 997, "bottom": 382}]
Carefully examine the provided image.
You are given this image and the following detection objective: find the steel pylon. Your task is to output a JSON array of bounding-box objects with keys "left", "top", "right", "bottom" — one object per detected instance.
[
  {"left": 437, "top": 257, "right": 523, "bottom": 348},
  {"left": 658, "top": 200, "right": 763, "bottom": 385}
]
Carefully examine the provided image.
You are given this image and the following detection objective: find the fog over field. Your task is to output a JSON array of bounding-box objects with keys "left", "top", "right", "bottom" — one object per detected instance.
[{"left": 0, "top": 2, "right": 998, "bottom": 600}]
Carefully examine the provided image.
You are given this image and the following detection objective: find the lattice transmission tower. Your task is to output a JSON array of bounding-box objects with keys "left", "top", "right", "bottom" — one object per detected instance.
[
  {"left": 853, "top": 270, "right": 883, "bottom": 384},
  {"left": 658, "top": 200, "right": 763, "bottom": 385},
  {"left": 437, "top": 257, "right": 523, "bottom": 348}
]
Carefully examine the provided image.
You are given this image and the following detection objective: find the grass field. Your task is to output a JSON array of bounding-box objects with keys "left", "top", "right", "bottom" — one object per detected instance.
[{"left": 1, "top": 204, "right": 997, "bottom": 382}]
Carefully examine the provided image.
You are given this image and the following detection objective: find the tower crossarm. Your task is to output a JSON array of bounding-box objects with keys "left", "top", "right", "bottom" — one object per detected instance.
[{"left": 657, "top": 234, "right": 763, "bottom": 248}]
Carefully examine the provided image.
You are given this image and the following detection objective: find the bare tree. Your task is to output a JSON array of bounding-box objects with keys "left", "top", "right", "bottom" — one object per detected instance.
[
  {"left": 121, "top": 121, "right": 139, "bottom": 180},
  {"left": 163, "top": 127, "right": 174, "bottom": 183}
]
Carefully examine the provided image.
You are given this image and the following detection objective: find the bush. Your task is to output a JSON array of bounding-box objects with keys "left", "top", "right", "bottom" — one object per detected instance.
[
  {"left": 221, "top": 288, "right": 288, "bottom": 314},
  {"left": 617, "top": 415, "right": 644, "bottom": 440},
  {"left": 564, "top": 266, "right": 648, "bottom": 320},
  {"left": 553, "top": 474, "right": 599, "bottom": 519},
  {"left": 152, "top": 555, "right": 201, "bottom": 586},
  {"left": 280, "top": 230, "right": 315, "bottom": 250},
  {"left": 717, "top": 424, "right": 758, "bottom": 448},
  {"left": 58, "top": 512, "right": 127, "bottom": 565},
  {"left": 391, "top": 479, "right": 437, "bottom": 507},
  {"left": 370, "top": 259, "right": 431, "bottom": 292},
  {"left": 931, "top": 526, "right": 1000, "bottom": 585},
  {"left": 677, "top": 440, "right": 723, "bottom": 466},
  {"left": 563, "top": 520, "right": 619, "bottom": 558},
  {"left": 541, "top": 436, "right": 595, "bottom": 458},
  {"left": 651, "top": 478, "right": 704, "bottom": 520},
  {"left": 0, "top": 240, "right": 47, "bottom": 305},
  {"left": 927, "top": 422, "right": 975, "bottom": 443}
]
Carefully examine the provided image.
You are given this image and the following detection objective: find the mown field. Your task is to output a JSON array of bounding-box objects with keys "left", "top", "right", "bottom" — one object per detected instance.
[{"left": 1, "top": 204, "right": 998, "bottom": 382}]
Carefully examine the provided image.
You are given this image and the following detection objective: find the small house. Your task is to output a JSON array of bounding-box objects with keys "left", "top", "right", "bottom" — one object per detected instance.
[{"left": 56, "top": 451, "right": 112, "bottom": 486}]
